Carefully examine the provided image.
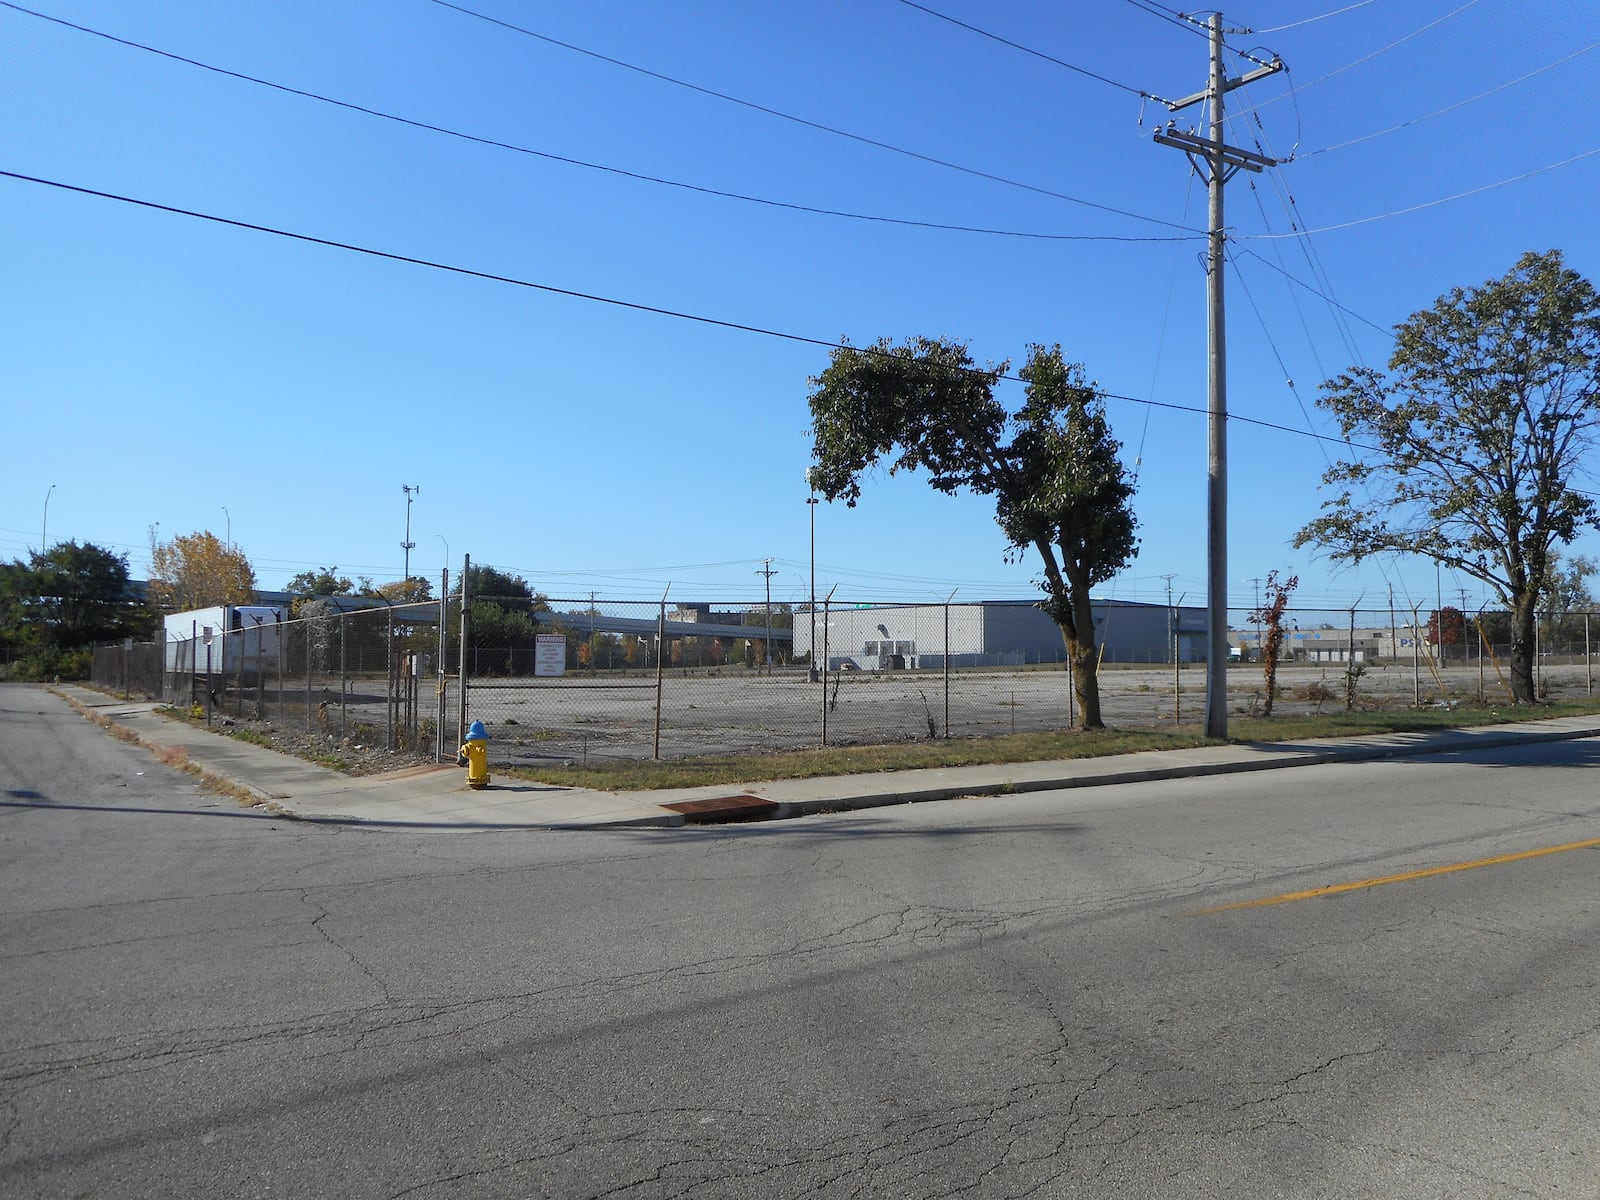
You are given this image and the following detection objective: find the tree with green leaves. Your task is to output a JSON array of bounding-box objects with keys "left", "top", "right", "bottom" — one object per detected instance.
[
  {"left": 285, "top": 567, "right": 358, "bottom": 597},
  {"left": 464, "top": 564, "right": 552, "bottom": 659},
  {"left": 0, "top": 542, "right": 153, "bottom": 679},
  {"left": 807, "top": 337, "right": 1138, "bottom": 728},
  {"left": 1295, "top": 251, "right": 1600, "bottom": 705}
]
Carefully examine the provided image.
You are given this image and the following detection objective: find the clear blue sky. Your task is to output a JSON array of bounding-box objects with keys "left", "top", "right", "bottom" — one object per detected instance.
[{"left": 5, "top": 0, "right": 1598, "bottom": 618}]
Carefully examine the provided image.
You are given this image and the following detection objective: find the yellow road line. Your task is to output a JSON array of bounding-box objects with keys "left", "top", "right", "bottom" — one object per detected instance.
[{"left": 1190, "top": 836, "right": 1600, "bottom": 916}]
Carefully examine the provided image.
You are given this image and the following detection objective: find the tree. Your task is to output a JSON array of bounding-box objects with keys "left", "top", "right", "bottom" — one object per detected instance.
[
  {"left": 148, "top": 530, "right": 256, "bottom": 612},
  {"left": 1246, "top": 571, "right": 1297, "bottom": 717},
  {"left": 1538, "top": 552, "right": 1596, "bottom": 646},
  {"left": 1294, "top": 251, "right": 1600, "bottom": 705},
  {"left": 286, "top": 567, "right": 357, "bottom": 597},
  {"left": 0, "top": 542, "right": 153, "bottom": 678},
  {"left": 463, "top": 564, "right": 551, "bottom": 658},
  {"left": 808, "top": 337, "right": 1138, "bottom": 728},
  {"left": 1427, "top": 606, "right": 1466, "bottom": 662},
  {"left": 368, "top": 576, "right": 433, "bottom": 605}
]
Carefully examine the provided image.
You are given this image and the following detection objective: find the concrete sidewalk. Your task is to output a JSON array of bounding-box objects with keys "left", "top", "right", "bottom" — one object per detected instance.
[{"left": 54, "top": 684, "right": 1600, "bottom": 831}]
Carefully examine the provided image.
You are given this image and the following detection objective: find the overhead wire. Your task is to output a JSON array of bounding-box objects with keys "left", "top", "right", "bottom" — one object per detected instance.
[
  {"left": 0, "top": 168, "right": 1370, "bottom": 453},
  {"left": 1218, "top": 98, "right": 1413, "bottom": 605},
  {"left": 892, "top": 0, "right": 1175, "bottom": 105},
  {"left": 0, "top": 2, "right": 1196, "bottom": 244},
  {"left": 1116, "top": 0, "right": 1208, "bottom": 38},
  {"left": 1254, "top": 0, "right": 1485, "bottom": 109},
  {"left": 426, "top": 0, "right": 1197, "bottom": 232},
  {"left": 1252, "top": 1, "right": 1381, "bottom": 34},
  {"left": 1242, "top": 147, "right": 1600, "bottom": 239},
  {"left": 1296, "top": 40, "right": 1600, "bottom": 157},
  {"left": 1132, "top": 170, "right": 1198, "bottom": 483},
  {"left": 1228, "top": 98, "right": 1366, "bottom": 363}
]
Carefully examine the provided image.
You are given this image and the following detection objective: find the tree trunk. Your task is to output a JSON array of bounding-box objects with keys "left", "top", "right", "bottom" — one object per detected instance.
[
  {"left": 1060, "top": 580, "right": 1105, "bottom": 730},
  {"left": 1068, "top": 631, "right": 1104, "bottom": 729},
  {"left": 1509, "top": 590, "right": 1538, "bottom": 704}
]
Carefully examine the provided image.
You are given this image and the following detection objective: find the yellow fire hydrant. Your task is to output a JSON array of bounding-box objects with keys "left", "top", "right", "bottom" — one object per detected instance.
[{"left": 458, "top": 719, "right": 490, "bottom": 790}]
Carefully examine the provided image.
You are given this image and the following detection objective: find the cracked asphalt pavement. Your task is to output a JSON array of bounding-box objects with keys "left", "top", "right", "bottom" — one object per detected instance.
[{"left": 2, "top": 682, "right": 1597, "bottom": 1197}]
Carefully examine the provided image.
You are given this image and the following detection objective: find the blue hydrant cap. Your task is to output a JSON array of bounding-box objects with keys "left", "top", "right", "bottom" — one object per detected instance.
[{"left": 467, "top": 720, "right": 487, "bottom": 740}]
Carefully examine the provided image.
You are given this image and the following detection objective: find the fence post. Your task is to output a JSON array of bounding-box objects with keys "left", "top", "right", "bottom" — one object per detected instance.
[
  {"left": 339, "top": 611, "right": 348, "bottom": 741},
  {"left": 653, "top": 586, "right": 668, "bottom": 760},
  {"left": 1535, "top": 612, "right": 1542, "bottom": 697},
  {"left": 821, "top": 588, "right": 836, "bottom": 746},
  {"left": 1586, "top": 611, "right": 1592, "bottom": 697},
  {"left": 305, "top": 614, "right": 314, "bottom": 733},
  {"left": 277, "top": 615, "right": 284, "bottom": 725},
  {"left": 1478, "top": 610, "right": 1486, "bottom": 704},
  {"left": 437, "top": 567, "right": 449, "bottom": 763},
  {"left": 1412, "top": 605, "right": 1421, "bottom": 706},
  {"left": 943, "top": 595, "right": 952, "bottom": 739},
  {"left": 386, "top": 604, "right": 395, "bottom": 750},
  {"left": 457, "top": 554, "right": 471, "bottom": 746}
]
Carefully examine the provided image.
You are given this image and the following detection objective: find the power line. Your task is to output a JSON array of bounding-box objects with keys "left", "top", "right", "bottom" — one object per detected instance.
[
  {"left": 1116, "top": 0, "right": 1206, "bottom": 36},
  {"left": 1253, "top": 1, "right": 1382, "bottom": 35},
  {"left": 3, "top": 168, "right": 1371, "bottom": 453},
  {"left": 1296, "top": 40, "right": 1600, "bottom": 158},
  {"left": 1224, "top": 248, "right": 1337, "bottom": 471},
  {"left": 1242, "top": 147, "right": 1600, "bottom": 239},
  {"left": 1254, "top": 0, "right": 1485, "bottom": 110},
  {"left": 1232, "top": 251, "right": 1387, "bottom": 335},
  {"left": 893, "top": 0, "right": 1173, "bottom": 104},
  {"left": 0, "top": 2, "right": 1196, "bottom": 245},
  {"left": 427, "top": 0, "right": 1197, "bottom": 232}
]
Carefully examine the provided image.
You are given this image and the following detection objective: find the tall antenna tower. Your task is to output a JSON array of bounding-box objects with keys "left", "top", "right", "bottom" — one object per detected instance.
[{"left": 401, "top": 484, "right": 421, "bottom": 581}]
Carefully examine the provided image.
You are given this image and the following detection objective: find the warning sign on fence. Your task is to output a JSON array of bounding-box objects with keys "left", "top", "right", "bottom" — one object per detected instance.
[{"left": 535, "top": 634, "right": 566, "bottom": 677}]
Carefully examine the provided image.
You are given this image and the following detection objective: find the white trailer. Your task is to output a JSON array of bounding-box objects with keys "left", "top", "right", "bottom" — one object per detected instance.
[{"left": 163, "top": 605, "right": 286, "bottom": 675}]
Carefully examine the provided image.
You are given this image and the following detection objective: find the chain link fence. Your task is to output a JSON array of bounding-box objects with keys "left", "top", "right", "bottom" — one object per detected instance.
[{"left": 91, "top": 596, "right": 1600, "bottom": 767}]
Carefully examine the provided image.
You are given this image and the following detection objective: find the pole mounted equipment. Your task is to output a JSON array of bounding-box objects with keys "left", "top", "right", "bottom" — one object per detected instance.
[
  {"left": 401, "top": 484, "right": 420, "bottom": 581},
  {"left": 1153, "top": 12, "right": 1283, "bottom": 740}
]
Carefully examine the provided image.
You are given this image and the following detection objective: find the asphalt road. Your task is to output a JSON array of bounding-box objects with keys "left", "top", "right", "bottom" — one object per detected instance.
[{"left": 2, "top": 682, "right": 1597, "bottom": 1198}]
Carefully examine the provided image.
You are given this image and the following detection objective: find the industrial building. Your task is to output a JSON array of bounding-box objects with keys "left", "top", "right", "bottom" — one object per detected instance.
[{"left": 791, "top": 599, "right": 1209, "bottom": 669}]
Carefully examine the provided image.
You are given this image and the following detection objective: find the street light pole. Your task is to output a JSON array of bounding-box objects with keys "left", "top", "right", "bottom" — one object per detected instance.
[
  {"left": 41, "top": 484, "right": 55, "bottom": 555},
  {"left": 222, "top": 506, "right": 230, "bottom": 547}
]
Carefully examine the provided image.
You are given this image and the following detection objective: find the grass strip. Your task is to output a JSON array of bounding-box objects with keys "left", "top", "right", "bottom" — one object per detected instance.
[{"left": 503, "top": 697, "right": 1600, "bottom": 791}]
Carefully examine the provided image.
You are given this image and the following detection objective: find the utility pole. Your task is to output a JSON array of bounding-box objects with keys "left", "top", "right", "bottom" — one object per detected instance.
[
  {"left": 1161, "top": 574, "right": 1178, "bottom": 666},
  {"left": 757, "top": 559, "right": 777, "bottom": 671},
  {"left": 401, "top": 484, "right": 420, "bottom": 582},
  {"left": 1155, "top": 14, "right": 1282, "bottom": 740}
]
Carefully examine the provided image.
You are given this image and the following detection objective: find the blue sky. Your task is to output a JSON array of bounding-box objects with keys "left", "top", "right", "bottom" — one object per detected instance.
[{"left": 5, "top": 0, "right": 1598, "bottom": 618}]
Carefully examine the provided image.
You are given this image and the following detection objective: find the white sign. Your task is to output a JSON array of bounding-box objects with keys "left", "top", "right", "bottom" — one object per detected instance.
[{"left": 535, "top": 634, "right": 566, "bottom": 677}]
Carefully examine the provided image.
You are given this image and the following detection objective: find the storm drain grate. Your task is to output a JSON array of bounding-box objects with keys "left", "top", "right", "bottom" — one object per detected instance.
[{"left": 660, "top": 794, "right": 780, "bottom": 823}]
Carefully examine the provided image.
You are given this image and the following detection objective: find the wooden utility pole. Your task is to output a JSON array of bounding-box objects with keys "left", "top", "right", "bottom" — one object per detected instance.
[{"left": 1154, "top": 13, "right": 1282, "bottom": 739}]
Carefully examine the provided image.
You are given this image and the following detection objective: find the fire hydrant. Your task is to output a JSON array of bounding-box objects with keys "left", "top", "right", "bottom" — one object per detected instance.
[{"left": 458, "top": 719, "right": 490, "bottom": 790}]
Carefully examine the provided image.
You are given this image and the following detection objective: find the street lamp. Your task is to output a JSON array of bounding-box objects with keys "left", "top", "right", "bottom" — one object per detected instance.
[
  {"left": 222, "top": 506, "right": 230, "bottom": 547},
  {"left": 436, "top": 533, "right": 449, "bottom": 577},
  {"left": 806, "top": 485, "right": 820, "bottom": 681},
  {"left": 41, "top": 484, "right": 55, "bottom": 555}
]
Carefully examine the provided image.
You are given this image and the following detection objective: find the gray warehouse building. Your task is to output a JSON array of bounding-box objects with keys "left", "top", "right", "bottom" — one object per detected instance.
[{"left": 792, "top": 599, "right": 1209, "bottom": 669}]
